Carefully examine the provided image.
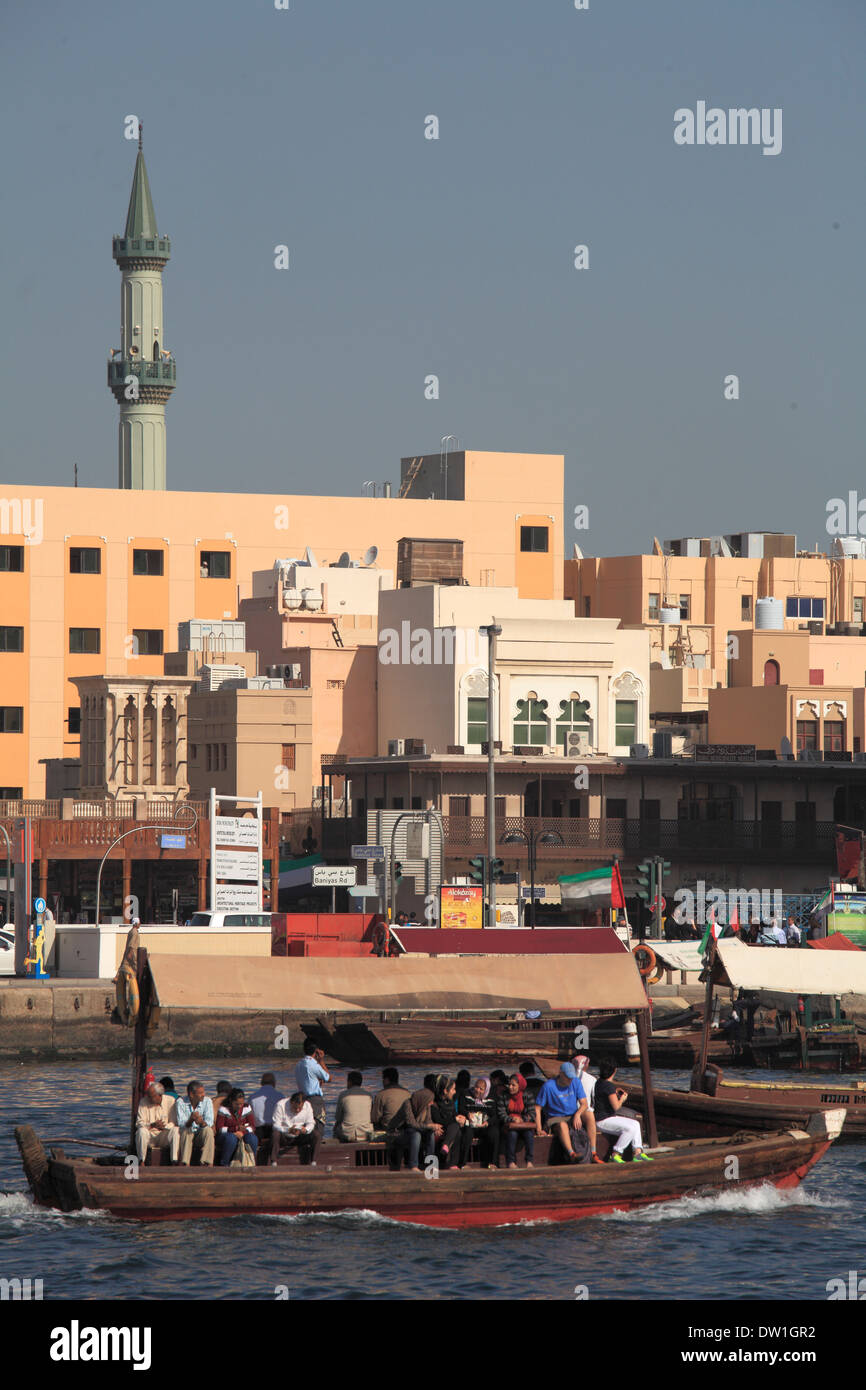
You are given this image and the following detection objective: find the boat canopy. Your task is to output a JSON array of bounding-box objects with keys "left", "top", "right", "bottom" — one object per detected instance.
[
  {"left": 650, "top": 942, "right": 705, "bottom": 973},
  {"left": 714, "top": 938, "right": 866, "bottom": 997},
  {"left": 143, "top": 951, "right": 650, "bottom": 1015}
]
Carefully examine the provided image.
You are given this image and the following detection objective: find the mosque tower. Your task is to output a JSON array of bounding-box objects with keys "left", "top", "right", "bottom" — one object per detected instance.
[{"left": 108, "top": 126, "right": 175, "bottom": 489}]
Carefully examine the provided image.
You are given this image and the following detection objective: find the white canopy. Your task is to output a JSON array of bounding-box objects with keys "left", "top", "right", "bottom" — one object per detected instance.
[
  {"left": 651, "top": 943, "right": 705, "bottom": 973},
  {"left": 715, "top": 938, "right": 866, "bottom": 997}
]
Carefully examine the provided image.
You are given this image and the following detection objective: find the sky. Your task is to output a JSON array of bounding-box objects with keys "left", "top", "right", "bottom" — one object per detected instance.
[{"left": 2, "top": 0, "right": 863, "bottom": 557}]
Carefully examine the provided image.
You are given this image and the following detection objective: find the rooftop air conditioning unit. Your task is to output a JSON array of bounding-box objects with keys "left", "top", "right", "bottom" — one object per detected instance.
[
  {"left": 808, "top": 620, "right": 824, "bottom": 635},
  {"left": 630, "top": 744, "right": 650, "bottom": 759},
  {"left": 652, "top": 731, "right": 673, "bottom": 759},
  {"left": 854, "top": 751, "right": 866, "bottom": 764},
  {"left": 404, "top": 738, "right": 427, "bottom": 755},
  {"left": 388, "top": 739, "right": 406, "bottom": 756},
  {"left": 798, "top": 749, "right": 823, "bottom": 762},
  {"left": 566, "top": 730, "right": 591, "bottom": 757}
]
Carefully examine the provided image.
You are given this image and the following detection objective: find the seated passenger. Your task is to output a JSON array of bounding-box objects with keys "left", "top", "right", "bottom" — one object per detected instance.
[
  {"left": 533, "top": 1063, "right": 588, "bottom": 1164},
  {"left": 176, "top": 1079, "right": 215, "bottom": 1166},
  {"left": 593, "top": 1059, "right": 652, "bottom": 1163},
  {"left": 458, "top": 1076, "right": 501, "bottom": 1169},
  {"left": 135, "top": 1081, "right": 179, "bottom": 1165},
  {"left": 371, "top": 1067, "right": 411, "bottom": 1134},
  {"left": 573, "top": 1055, "right": 603, "bottom": 1163},
  {"left": 333, "top": 1071, "right": 374, "bottom": 1142},
  {"left": 504, "top": 1073, "right": 534, "bottom": 1168},
  {"left": 270, "top": 1092, "right": 317, "bottom": 1165},
  {"left": 215, "top": 1088, "right": 259, "bottom": 1167},
  {"left": 431, "top": 1074, "right": 466, "bottom": 1169},
  {"left": 248, "top": 1071, "right": 285, "bottom": 1147},
  {"left": 212, "top": 1079, "right": 232, "bottom": 1119},
  {"left": 159, "top": 1075, "right": 179, "bottom": 1101},
  {"left": 518, "top": 1061, "right": 543, "bottom": 1112}
]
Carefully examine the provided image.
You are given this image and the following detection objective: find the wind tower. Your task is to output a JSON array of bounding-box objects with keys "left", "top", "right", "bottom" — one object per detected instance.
[{"left": 108, "top": 125, "right": 175, "bottom": 489}]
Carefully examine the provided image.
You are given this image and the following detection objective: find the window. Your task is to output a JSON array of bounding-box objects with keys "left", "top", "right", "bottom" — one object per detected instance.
[
  {"left": 411, "top": 796, "right": 422, "bottom": 810},
  {"left": 190, "top": 744, "right": 198, "bottom": 760},
  {"left": 281, "top": 743, "right": 296, "bottom": 770},
  {"left": 466, "top": 696, "right": 488, "bottom": 745},
  {"left": 132, "top": 629, "right": 164, "bottom": 656},
  {"left": 763, "top": 659, "right": 780, "bottom": 686},
  {"left": 808, "top": 669, "right": 824, "bottom": 686},
  {"left": 513, "top": 697, "right": 549, "bottom": 746},
  {"left": 824, "top": 721, "right": 845, "bottom": 754},
  {"left": 679, "top": 594, "right": 691, "bottom": 620},
  {"left": 520, "top": 526, "right": 549, "bottom": 553},
  {"left": 796, "top": 720, "right": 817, "bottom": 752},
  {"left": 855, "top": 597, "right": 864, "bottom": 623},
  {"left": 556, "top": 697, "right": 592, "bottom": 750},
  {"left": 206, "top": 744, "right": 213, "bottom": 772},
  {"left": 0, "top": 626, "right": 23, "bottom": 652},
  {"left": 785, "top": 597, "right": 825, "bottom": 618},
  {"left": 614, "top": 699, "right": 637, "bottom": 747},
  {"left": 392, "top": 797, "right": 404, "bottom": 809},
  {"left": 69, "top": 547, "right": 101, "bottom": 574},
  {"left": 133, "top": 548, "right": 165, "bottom": 576},
  {"left": 0, "top": 787, "right": 22, "bottom": 799},
  {"left": 449, "top": 796, "right": 470, "bottom": 817},
  {"left": 221, "top": 744, "right": 228, "bottom": 770},
  {"left": 741, "top": 595, "right": 752, "bottom": 621},
  {"left": 200, "top": 549, "right": 231, "bottom": 578},
  {"left": 0, "top": 546, "right": 24, "bottom": 572},
  {"left": 0, "top": 707, "right": 23, "bottom": 733},
  {"left": 648, "top": 593, "right": 660, "bottom": 621},
  {"left": 69, "top": 628, "right": 101, "bottom": 654},
  {"left": 583, "top": 597, "right": 591, "bottom": 617},
  {"left": 67, "top": 707, "right": 81, "bottom": 734},
  {"left": 606, "top": 798, "right": 627, "bottom": 819}
]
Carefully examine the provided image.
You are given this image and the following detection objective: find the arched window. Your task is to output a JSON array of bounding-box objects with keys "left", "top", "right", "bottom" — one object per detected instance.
[
  {"left": 763, "top": 659, "right": 780, "bottom": 686},
  {"left": 153, "top": 340, "right": 160, "bottom": 361},
  {"left": 556, "top": 696, "right": 592, "bottom": 750},
  {"left": 513, "top": 695, "right": 549, "bottom": 746}
]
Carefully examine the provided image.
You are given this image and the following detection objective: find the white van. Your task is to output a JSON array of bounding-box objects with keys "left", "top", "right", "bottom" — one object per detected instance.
[{"left": 187, "top": 911, "right": 273, "bottom": 928}]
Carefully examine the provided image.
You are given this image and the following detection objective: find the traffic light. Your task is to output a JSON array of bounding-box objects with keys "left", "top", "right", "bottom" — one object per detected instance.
[
  {"left": 635, "top": 860, "right": 655, "bottom": 901},
  {"left": 468, "top": 856, "right": 486, "bottom": 884},
  {"left": 490, "top": 857, "right": 505, "bottom": 882},
  {"left": 393, "top": 861, "right": 403, "bottom": 882},
  {"left": 659, "top": 859, "right": 672, "bottom": 877}
]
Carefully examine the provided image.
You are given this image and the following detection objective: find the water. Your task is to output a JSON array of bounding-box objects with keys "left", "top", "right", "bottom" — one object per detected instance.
[{"left": 2, "top": 1057, "right": 864, "bottom": 1300}]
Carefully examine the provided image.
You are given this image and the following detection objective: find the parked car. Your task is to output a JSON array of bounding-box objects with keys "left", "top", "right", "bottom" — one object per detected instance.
[
  {"left": 0, "top": 928, "right": 15, "bottom": 975},
  {"left": 187, "top": 912, "right": 273, "bottom": 928}
]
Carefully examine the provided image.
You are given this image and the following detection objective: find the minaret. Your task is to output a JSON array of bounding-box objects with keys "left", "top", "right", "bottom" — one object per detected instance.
[{"left": 108, "top": 127, "right": 175, "bottom": 489}]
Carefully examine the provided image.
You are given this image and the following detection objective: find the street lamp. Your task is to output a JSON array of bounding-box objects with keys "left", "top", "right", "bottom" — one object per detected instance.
[
  {"left": 502, "top": 828, "right": 564, "bottom": 927},
  {"left": 479, "top": 622, "right": 502, "bottom": 929}
]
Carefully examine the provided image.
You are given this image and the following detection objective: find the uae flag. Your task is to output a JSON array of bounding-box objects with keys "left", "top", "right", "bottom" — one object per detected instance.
[{"left": 558, "top": 863, "right": 625, "bottom": 909}]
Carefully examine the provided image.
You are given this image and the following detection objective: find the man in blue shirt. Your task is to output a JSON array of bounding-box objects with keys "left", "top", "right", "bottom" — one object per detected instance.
[
  {"left": 533, "top": 1062, "right": 589, "bottom": 1164},
  {"left": 176, "top": 1080, "right": 215, "bottom": 1166},
  {"left": 295, "top": 1040, "right": 330, "bottom": 1136}
]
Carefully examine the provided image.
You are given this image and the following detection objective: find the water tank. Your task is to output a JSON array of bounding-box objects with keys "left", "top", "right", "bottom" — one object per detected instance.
[
  {"left": 659, "top": 607, "right": 680, "bottom": 624},
  {"left": 834, "top": 536, "right": 864, "bottom": 559},
  {"left": 755, "top": 597, "right": 784, "bottom": 630},
  {"left": 283, "top": 587, "right": 302, "bottom": 610},
  {"left": 301, "top": 587, "right": 323, "bottom": 610}
]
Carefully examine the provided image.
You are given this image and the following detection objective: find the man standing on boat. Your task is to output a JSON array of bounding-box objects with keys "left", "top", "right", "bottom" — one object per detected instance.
[
  {"left": 176, "top": 1080, "right": 215, "bottom": 1167},
  {"left": 296, "top": 1039, "right": 330, "bottom": 1144},
  {"left": 135, "top": 1081, "right": 180, "bottom": 1165}
]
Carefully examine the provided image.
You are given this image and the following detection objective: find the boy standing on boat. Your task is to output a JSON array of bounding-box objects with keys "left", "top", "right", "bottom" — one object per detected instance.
[{"left": 135, "top": 1081, "right": 180, "bottom": 1165}]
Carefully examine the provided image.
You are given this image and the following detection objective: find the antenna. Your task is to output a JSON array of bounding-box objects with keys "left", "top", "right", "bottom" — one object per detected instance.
[
  {"left": 362, "top": 545, "right": 379, "bottom": 567},
  {"left": 303, "top": 546, "right": 318, "bottom": 568}
]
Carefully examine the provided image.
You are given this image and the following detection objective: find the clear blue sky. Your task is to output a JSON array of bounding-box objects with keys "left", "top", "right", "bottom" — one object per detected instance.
[{"left": 2, "top": 0, "right": 863, "bottom": 556}]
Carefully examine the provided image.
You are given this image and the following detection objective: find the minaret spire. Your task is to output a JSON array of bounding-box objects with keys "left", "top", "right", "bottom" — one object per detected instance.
[{"left": 108, "top": 131, "right": 176, "bottom": 490}]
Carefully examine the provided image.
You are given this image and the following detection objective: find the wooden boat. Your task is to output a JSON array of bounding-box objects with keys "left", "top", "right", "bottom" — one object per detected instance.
[{"left": 15, "top": 1113, "right": 845, "bottom": 1227}]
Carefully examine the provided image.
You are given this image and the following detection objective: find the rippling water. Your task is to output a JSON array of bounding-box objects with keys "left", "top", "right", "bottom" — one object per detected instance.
[{"left": 2, "top": 1057, "right": 864, "bottom": 1300}]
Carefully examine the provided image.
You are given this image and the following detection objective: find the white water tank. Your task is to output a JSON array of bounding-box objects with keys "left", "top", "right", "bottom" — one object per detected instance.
[
  {"left": 301, "top": 587, "right": 323, "bottom": 610},
  {"left": 834, "top": 536, "right": 865, "bottom": 559},
  {"left": 755, "top": 597, "right": 784, "bottom": 630},
  {"left": 283, "top": 587, "right": 302, "bottom": 610},
  {"left": 659, "top": 607, "right": 680, "bottom": 624}
]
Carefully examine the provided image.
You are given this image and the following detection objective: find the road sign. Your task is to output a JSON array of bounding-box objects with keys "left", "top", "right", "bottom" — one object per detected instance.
[
  {"left": 347, "top": 885, "right": 381, "bottom": 898},
  {"left": 520, "top": 886, "right": 547, "bottom": 899},
  {"left": 213, "top": 884, "right": 262, "bottom": 911},
  {"left": 351, "top": 845, "right": 385, "bottom": 860},
  {"left": 312, "top": 866, "right": 358, "bottom": 887},
  {"left": 213, "top": 816, "right": 260, "bottom": 847},
  {"left": 34, "top": 897, "right": 46, "bottom": 914},
  {"left": 160, "top": 834, "right": 187, "bottom": 850}
]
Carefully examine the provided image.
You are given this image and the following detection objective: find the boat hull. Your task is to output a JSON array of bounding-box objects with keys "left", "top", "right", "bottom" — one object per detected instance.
[
  {"left": 623, "top": 1081, "right": 866, "bottom": 1142},
  {"left": 15, "top": 1121, "right": 841, "bottom": 1228}
]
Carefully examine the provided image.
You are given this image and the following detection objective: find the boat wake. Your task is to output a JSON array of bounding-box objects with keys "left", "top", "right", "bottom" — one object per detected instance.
[
  {"left": 0, "top": 1191, "right": 110, "bottom": 1228},
  {"left": 255, "top": 1207, "right": 409, "bottom": 1230},
  {"left": 603, "top": 1182, "right": 848, "bottom": 1225}
]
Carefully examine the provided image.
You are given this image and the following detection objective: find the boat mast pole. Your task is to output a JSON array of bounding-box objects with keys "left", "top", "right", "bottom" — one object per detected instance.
[
  {"left": 691, "top": 935, "right": 716, "bottom": 1093},
  {"left": 129, "top": 945, "right": 149, "bottom": 1154},
  {"left": 635, "top": 1005, "right": 658, "bottom": 1149}
]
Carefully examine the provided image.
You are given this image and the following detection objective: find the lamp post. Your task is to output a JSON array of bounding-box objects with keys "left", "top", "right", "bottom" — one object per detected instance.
[
  {"left": 479, "top": 622, "right": 502, "bottom": 929},
  {"left": 95, "top": 802, "right": 199, "bottom": 926},
  {"left": 503, "top": 828, "right": 564, "bottom": 927}
]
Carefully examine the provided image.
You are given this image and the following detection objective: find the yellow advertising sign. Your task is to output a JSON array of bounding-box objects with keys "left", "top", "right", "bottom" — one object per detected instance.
[{"left": 440, "top": 884, "right": 484, "bottom": 929}]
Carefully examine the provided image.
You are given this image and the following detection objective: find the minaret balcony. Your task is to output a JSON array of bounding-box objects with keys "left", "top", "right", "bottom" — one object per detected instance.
[
  {"left": 108, "top": 357, "right": 176, "bottom": 386},
  {"left": 112, "top": 234, "right": 171, "bottom": 265}
]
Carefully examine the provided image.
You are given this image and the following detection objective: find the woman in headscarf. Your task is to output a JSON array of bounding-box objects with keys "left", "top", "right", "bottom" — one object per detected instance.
[
  {"left": 458, "top": 1075, "right": 501, "bottom": 1169},
  {"left": 431, "top": 1073, "right": 466, "bottom": 1169},
  {"left": 504, "top": 1072, "right": 535, "bottom": 1168}
]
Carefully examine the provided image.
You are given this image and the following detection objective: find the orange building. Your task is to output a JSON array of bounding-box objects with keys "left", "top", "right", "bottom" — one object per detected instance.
[{"left": 0, "top": 450, "right": 564, "bottom": 797}]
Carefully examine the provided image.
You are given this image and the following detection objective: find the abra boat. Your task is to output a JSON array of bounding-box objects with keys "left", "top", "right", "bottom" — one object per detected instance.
[{"left": 13, "top": 930, "right": 846, "bottom": 1228}]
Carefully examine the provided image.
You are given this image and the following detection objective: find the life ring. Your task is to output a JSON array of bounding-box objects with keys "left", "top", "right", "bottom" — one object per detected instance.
[
  {"left": 115, "top": 968, "right": 140, "bottom": 1025},
  {"left": 632, "top": 944, "right": 657, "bottom": 978}
]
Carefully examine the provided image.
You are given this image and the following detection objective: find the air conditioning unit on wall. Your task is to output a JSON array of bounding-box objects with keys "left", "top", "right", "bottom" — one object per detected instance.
[{"left": 566, "top": 730, "right": 591, "bottom": 757}]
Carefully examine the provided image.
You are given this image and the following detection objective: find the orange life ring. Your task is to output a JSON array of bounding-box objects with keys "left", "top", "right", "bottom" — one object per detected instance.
[
  {"left": 632, "top": 944, "right": 657, "bottom": 978},
  {"left": 115, "top": 967, "right": 140, "bottom": 1026}
]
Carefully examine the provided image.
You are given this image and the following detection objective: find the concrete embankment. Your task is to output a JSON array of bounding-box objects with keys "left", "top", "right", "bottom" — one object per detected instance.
[{"left": 0, "top": 980, "right": 316, "bottom": 1060}]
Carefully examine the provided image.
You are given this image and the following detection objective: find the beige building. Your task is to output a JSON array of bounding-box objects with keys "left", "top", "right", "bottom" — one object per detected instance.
[
  {"left": 72, "top": 674, "right": 195, "bottom": 798},
  {"left": 187, "top": 686, "right": 313, "bottom": 814}
]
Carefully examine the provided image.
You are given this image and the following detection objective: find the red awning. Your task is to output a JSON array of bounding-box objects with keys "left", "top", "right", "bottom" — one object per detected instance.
[{"left": 808, "top": 933, "right": 863, "bottom": 952}]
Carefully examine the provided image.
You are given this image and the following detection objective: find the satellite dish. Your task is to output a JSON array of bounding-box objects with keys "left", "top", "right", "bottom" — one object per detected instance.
[
  {"left": 303, "top": 546, "right": 318, "bottom": 568},
  {"left": 362, "top": 545, "right": 379, "bottom": 567},
  {"left": 780, "top": 736, "right": 793, "bottom": 759},
  {"left": 334, "top": 551, "right": 351, "bottom": 568}
]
